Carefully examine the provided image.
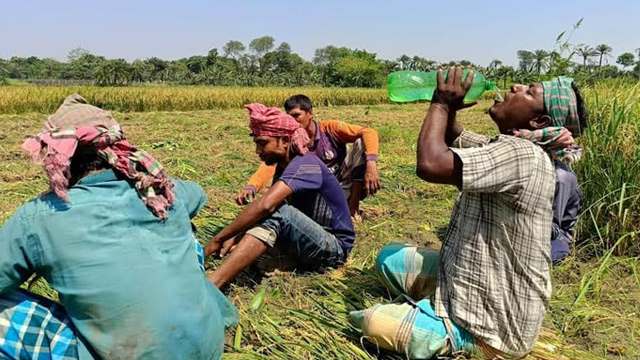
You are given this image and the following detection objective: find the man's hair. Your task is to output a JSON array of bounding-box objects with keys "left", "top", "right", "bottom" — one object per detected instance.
[
  {"left": 572, "top": 82, "right": 589, "bottom": 134},
  {"left": 284, "top": 94, "right": 313, "bottom": 112},
  {"left": 69, "top": 145, "right": 109, "bottom": 184}
]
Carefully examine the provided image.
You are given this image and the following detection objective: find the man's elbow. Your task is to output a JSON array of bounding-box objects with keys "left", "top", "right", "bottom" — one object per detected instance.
[
  {"left": 256, "top": 198, "right": 281, "bottom": 214},
  {"left": 416, "top": 160, "right": 439, "bottom": 182},
  {"left": 416, "top": 159, "right": 448, "bottom": 183}
]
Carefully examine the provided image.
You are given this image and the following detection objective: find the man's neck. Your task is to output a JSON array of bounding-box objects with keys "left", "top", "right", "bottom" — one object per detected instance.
[
  {"left": 306, "top": 119, "right": 317, "bottom": 142},
  {"left": 69, "top": 167, "right": 109, "bottom": 187},
  {"left": 276, "top": 146, "right": 298, "bottom": 172}
]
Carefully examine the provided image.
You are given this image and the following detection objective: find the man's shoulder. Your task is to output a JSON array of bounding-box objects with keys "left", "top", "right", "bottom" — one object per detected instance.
[
  {"left": 4, "top": 193, "right": 59, "bottom": 225},
  {"left": 283, "top": 153, "right": 326, "bottom": 177},
  {"left": 492, "top": 135, "right": 550, "bottom": 158},
  {"left": 172, "top": 178, "right": 204, "bottom": 192},
  {"left": 288, "top": 152, "right": 325, "bottom": 167},
  {"left": 319, "top": 119, "right": 341, "bottom": 128}
]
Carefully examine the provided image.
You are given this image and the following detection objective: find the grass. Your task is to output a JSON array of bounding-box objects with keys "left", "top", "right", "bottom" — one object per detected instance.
[
  {"left": 1, "top": 93, "right": 638, "bottom": 358},
  {"left": 575, "top": 80, "right": 640, "bottom": 256},
  {"left": 0, "top": 85, "right": 388, "bottom": 114}
]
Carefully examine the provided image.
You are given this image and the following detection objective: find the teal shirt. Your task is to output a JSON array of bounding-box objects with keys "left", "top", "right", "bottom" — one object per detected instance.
[{"left": 0, "top": 170, "right": 237, "bottom": 359}]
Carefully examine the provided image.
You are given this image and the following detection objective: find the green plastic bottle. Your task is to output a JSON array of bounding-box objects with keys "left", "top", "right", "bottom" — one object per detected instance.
[{"left": 387, "top": 70, "right": 496, "bottom": 103}]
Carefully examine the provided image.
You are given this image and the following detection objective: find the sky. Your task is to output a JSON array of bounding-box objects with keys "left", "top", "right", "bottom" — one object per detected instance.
[{"left": 1, "top": 0, "right": 639, "bottom": 66}]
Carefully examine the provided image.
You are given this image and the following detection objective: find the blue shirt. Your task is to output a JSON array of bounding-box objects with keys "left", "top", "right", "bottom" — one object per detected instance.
[
  {"left": 0, "top": 170, "right": 237, "bottom": 359},
  {"left": 278, "top": 153, "right": 356, "bottom": 253}
]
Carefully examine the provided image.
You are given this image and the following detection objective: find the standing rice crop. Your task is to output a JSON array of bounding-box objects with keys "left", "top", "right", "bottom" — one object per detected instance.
[
  {"left": 576, "top": 80, "right": 640, "bottom": 256},
  {"left": 0, "top": 85, "right": 388, "bottom": 114}
]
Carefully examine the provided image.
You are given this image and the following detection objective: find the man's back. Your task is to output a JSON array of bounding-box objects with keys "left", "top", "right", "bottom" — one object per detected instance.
[
  {"left": 276, "top": 153, "right": 356, "bottom": 253},
  {"left": 1, "top": 170, "right": 236, "bottom": 359}
]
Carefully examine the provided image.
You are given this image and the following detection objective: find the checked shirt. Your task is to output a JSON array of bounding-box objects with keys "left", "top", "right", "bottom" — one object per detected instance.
[{"left": 434, "top": 131, "right": 555, "bottom": 357}]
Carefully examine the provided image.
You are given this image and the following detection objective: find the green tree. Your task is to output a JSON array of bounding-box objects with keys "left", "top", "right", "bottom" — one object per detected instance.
[
  {"left": 206, "top": 48, "right": 219, "bottom": 66},
  {"left": 249, "top": 36, "right": 275, "bottom": 57},
  {"left": 130, "top": 60, "right": 151, "bottom": 83},
  {"left": 576, "top": 44, "right": 597, "bottom": 66},
  {"left": 496, "top": 65, "right": 515, "bottom": 88},
  {"left": 334, "top": 54, "right": 383, "bottom": 87},
  {"left": 595, "top": 64, "right": 620, "bottom": 78},
  {"left": 396, "top": 55, "right": 412, "bottom": 70},
  {"left": 616, "top": 52, "right": 636, "bottom": 70},
  {"left": 185, "top": 56, "right": 207, "bottom": 74},
  {"left": 0, "top": 59, "right": 8, "bottom": 84},
  {"left": 276, "top": 42, "right": 291, "bottom": 53},
  {"left": 547, "top": 51, "right": 572, "bottom": 75},
  {"left": 67, "top": 47, "right": 90, "bottom": 62},
  {"left": 222, "top": 41, "right": 245, "bottom": 59},
  {"left": 166, "top": 61, "right": 190, "bottom": 82},
  {"left": 595, "top": 44, "right": 613, "bottom": 67},
  {"left": 146, "top": 57, "right": 169, "bottom": 82},
  {"left": 66, "top": 52, "right": 106, "bottom": 79},
  {"left": 313, "top": 46, "right": 384, "bottom": 87},
  {"left": 488, "top": 59, "right": 502, "bottom": 69},
  {"left": 95, "top": 59, "right": 130, "bottom": 86},
  {"left": 516, "top": 50, "right": 535, "bottom": 72},
  {"left": 532, "top": 50, "right": 549, "bottom": 74}
]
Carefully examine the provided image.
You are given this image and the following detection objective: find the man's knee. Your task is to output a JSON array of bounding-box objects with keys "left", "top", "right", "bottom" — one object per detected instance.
[
  {"left": 252, "top": 203, "right": 296, "bottom": 243},
  {"left": 375, "top": 243, "right": 411, "bottom": 275}
]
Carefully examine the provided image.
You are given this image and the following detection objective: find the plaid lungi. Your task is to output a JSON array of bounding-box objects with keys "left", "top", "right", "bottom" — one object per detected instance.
[
  {"left": 350, "top": 244, "right": 474, "bottom": 359},
  {"left": 337, "top": 139, "right": 367, "bottom": 199},
  {"left": 0, "top": 238, "right": 207, "bottom": 360},
  {"left": 0, "top": 291, "right": 79, "bottom": 360}
]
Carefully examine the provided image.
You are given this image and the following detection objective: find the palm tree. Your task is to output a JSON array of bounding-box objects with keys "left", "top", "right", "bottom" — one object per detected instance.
[
  {"left": 411, "top": 56, "right": 437, "bottom": 71},
  {"left": 595, "top": 44, "right": 613, "bottom": 67},
  {"left": 517, "top": 50, "right": 535, "bottom": 72},
  {"left": 397, "top": 55, "right": 411, "bottom": 70},
  {"left": 488, "top": 59, "right": 502, "bottom": 69},
  {"left": 496, "top": 65, "right": 514, "bottom": 89},
  {"left": 576, "top": 45, "right": 597, "bottom": 66},
  {"left": 487, "top": 59, "right": 502, "bottom": 77},
  {"left": 533, "top": 50, "right": 549, "bottom": 74},
  {"left": 222, "top": 41, "right": 245, "bottom": 59}
]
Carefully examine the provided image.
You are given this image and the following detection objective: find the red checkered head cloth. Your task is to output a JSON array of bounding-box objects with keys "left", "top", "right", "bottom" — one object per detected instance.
[
  {"left": 245, "top": 103, "right": 309, "bottom": 155},
  {"left": 21, "top": 94, "right": 175, "bottom": 219}
]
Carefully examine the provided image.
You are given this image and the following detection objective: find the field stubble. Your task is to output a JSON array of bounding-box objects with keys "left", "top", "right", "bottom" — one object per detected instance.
[{"left": 0, "top": 84, "right": 638, "bottom": 359}]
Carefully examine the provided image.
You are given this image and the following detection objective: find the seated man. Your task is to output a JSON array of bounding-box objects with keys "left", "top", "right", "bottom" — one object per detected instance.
[
  {"left": 206, "top": 103, "right": 355, "bottom": 288},
  {"left": 236, "top": 94, "right": 381, "bottom": 216},
  {"left": 351, "top": 70, "right": 586, "bottom": 358},
  {"left": 512, "top": 76, "right": 587, "bottom": 264},
  {"left": 0, "top": 95, "right": 236, "bottom": 359},
  {"left": 551, "top": 160, "right": 582, "bottom": 263}
]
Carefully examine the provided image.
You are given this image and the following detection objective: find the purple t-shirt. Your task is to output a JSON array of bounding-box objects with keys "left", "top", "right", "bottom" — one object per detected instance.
[
  {"left": 309, "top": 121, "right": 346, "bottom": 175},
  {"left": 277, "top": 153, "right": 356, "bottom": 253}
]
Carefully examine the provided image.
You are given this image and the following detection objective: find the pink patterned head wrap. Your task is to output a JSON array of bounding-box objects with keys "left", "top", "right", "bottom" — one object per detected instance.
[
  {"left": 21, "top": 94, "right": 175, "bottom": 219},
  {"left": 245, "top": 103, "right": 309, "bottom": 155}
]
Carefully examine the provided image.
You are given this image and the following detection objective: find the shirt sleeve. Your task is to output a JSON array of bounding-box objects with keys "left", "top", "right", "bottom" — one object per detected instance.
[
  {"left": 246, "top": 162, "right": 277, "bottom": 191},
  {"left": 278, "top": 155, "right": 323, "bottom": 193},
  {"left": 321, "top": 120, "right": 379, "bottom": 160},
  {"left": 174, "top": 180, "right": 208, "bottom": 219},
  {"left": 450, "top": 138, "right": 535, "bottom": 194},
  {"left": 451, "top": 130, "right": 491, "bottom": 149},
  {"left": 0, "top": 210, "right": 36, "bottom": 292}
]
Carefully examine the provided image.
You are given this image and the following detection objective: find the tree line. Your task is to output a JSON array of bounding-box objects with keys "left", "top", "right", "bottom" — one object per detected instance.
[{"left": 1, "top": 35, "right": 639, "bottom": 87}]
